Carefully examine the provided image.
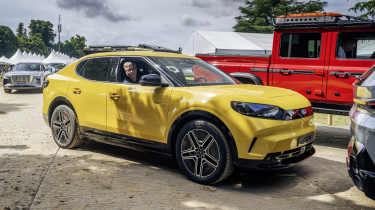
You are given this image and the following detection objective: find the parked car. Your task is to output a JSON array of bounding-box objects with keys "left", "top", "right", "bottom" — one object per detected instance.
[
  {"left": 43, "top": 51, "right": 316, "bottom": 184},
  {"left": 41, "top": 63, "right": 66, "bottom": 82},
  {"left": 347, "top": 65, "right": 375, "bottom": 200},
  {"left": 196, "top": 12, "right": 375, "bottom": 113},
  {"left": 2, "top": 62, "right": 44, "bottom": 93}
]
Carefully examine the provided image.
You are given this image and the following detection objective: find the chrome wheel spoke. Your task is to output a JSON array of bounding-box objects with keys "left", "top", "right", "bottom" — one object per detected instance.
[
  {"left": 202, "top": 135, "right": 213, "bottom": 151},
  {"left": 57, "top": 129, "right": 65, "bottom": 142},
  {"left": 204, "top": 153, "right": 219, "bottom": 168},
  {"left": 52, "top": 122, "right": 62, "bottom": 129},
  {"left": 188, "top": 131, "right": 199, "bottom": 149},
  {"left": 194, "top": 158, "right": 204, "bottom": 177},
  {"left": 181, "top": 148, "right": 197, "bottom": 160}
]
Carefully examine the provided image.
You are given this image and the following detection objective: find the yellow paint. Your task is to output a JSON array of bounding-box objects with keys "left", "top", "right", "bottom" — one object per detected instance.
[
  {"left": 356, "top": 86, "right": 372, "bottom": 99},
  {"left": 43, "top": 51, "right": 316, "bottom": 161}
]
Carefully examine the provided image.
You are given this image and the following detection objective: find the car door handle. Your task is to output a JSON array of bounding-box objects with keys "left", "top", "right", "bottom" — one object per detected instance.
[
  {"left": 110, "top": 93, "right": 120, "bottom": 101},
  {"left": 72, "top": 88, "right": 81, "bottom": 95},
  {"left": 280, "top": 69, "right": 292, "bottom": 75}
]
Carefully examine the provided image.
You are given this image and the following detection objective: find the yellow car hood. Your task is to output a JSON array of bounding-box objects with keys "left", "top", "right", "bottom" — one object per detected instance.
[{"left": 184, "top": 84, "right": 311, "bottom": 110}]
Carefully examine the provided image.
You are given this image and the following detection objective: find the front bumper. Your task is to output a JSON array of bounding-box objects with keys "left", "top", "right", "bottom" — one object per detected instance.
[
  {"left": 4, "top": 83, "right": 42, "bottom": 90},
  {"left": 347, "top": 104, "right": 375, "bottom": 199},
  {"left": 236, "top": 143, "right": 315, "bottom": 170},
  {"left": 347, "top": 138, "right": 375, "bottom": 199}
]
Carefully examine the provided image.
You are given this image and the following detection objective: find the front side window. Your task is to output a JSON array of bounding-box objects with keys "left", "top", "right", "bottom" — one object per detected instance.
[
  {"left": 280, "top": 33, "right": 321, "bottom": 58},
  {"left": 76, "top": 57, "right": 119, "bottom": 82},
  {"left": 13, "top": 63, "right": 42, "bottom": 71},
  {"left": 336, "top": 32, "right": 375, "bottom": 60},
  {"left": 150, "top": 57, "right": 236, "bottom": 86}
]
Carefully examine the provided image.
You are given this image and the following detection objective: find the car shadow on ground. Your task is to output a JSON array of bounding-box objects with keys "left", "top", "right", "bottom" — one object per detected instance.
[
  {"left": 1, "top": 141, "right": 373, "bottom": 210},
  {"left": 314, "top": 125, "right": 351, "bottom": 149},
  {"left": 0, "top": 102, "right": 28, "bottom": 114},
  {"left": 9, "top": 89, "right": 42, "bottom": 94}
]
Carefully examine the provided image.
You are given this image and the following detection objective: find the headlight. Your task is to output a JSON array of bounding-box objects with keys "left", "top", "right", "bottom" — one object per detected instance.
[
  {"left": 231, "top": 101, "right": 313, "bottom": 120},
  {"left": 32, "top": 76, "right": 41, "bottom": 83}
]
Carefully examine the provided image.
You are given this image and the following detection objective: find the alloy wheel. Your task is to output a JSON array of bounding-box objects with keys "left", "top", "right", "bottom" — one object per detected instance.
[{"left": 180, "top": 129, "right": 221, "bottom": 178}]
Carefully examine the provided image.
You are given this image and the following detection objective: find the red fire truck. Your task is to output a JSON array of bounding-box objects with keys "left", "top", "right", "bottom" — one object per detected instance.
[{"left": 197, "top": 12, "right": 375, "bottom": 114}]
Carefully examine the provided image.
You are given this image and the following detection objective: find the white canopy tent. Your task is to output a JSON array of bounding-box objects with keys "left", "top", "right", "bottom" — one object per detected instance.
[
  {"left": 182, "top": 31, "right": 274, "bottom": 56},
  {"left": 9, "top": 49, "right": 45, "bottom": 64},
  {"left": 42, "top": 50, "right": 75, "bottom": 65},
  {"left": 0, "top": 56, "right": 12, "bottom": 64}
]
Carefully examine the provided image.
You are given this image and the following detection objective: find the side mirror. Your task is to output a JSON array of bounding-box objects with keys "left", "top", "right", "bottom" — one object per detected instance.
[{"left": 140, "top": 74, "right": 168, "bottom": 87}]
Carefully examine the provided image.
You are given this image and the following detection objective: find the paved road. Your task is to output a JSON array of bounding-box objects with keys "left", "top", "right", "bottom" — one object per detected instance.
[{"left": 0, "top": 90, "right": 374, "bottom": 210}]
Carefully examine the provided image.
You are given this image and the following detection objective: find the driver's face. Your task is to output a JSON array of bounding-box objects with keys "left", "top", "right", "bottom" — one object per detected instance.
[{"left": 124, "top": 63, "right": 136, "bottom": 77}]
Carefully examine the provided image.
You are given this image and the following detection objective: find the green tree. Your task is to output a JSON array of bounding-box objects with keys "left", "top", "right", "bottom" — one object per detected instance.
[
  {"left": 29, "top": 20, "right": 56, "bottom": 47},
  {"left": 16, "top": 22, "right": 27, "bottom": 38},
  {"left": 234, "top": 0, "right": 327, "bottom": 33},
  {"left": 350, "top": 0, "right": 375, "bottom": 19},
  {"left": 59, "top": 34, "right": 86, "bottom": 58},
  {"left": 0, "top": 26, "right": 18, "bottom": 57},
  {"left": 21, "top": 34, "right": 48, "bottom": 56}
]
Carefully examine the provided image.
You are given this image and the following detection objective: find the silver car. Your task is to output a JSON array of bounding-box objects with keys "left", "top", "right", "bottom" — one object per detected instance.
[{"left": 2, "top": 62, "right": 44, "bottom": 93}]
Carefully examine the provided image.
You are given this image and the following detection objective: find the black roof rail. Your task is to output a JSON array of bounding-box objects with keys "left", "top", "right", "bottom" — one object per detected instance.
[{"left": 83, "top": 44, "right": 180, "bottom": 55}]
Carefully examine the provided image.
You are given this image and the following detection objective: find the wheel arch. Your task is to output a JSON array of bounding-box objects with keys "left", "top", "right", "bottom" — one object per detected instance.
[
  {"left": 167, "top": 110, "right": 238, "bottom": 161},
  {"left": 229, "top": 72, "right": 264, "bottom": 85},
  {"left": 47, "top": 96, "right": 77, "bottom": 126}
]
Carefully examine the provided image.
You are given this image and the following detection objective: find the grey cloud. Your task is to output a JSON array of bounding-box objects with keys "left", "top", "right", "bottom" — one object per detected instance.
[
  {"left": 182, "top": 15, "right": 211, "bottom": 27},
  {"left": 189, "top": 0, "right": 245, "bottom": 17},
  {"left": 56, "top": 0, "right": 134, "bottom": 22}
]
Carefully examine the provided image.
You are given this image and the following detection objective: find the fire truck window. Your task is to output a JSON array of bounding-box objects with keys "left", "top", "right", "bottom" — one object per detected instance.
[
  {"left": 337, "top": 32, "right": 375, "bottom": 60},
  {"left": 280, "top": 33, "right": 321, "bottom": 58}
]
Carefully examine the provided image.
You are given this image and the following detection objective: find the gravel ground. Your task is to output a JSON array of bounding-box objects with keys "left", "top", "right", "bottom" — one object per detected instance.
[{"left": 0, "top": 89, "right": 374, "bottom": 210}]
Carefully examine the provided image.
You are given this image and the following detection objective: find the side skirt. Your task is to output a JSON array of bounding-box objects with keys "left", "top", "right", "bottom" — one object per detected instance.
[{"left": 79, "top": 126, "right": 173, "bottom": 157}]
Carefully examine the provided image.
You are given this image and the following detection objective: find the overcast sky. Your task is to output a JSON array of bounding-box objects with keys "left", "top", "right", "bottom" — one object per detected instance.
[{"left": 0, "top": 0, "right": 364, "bottom": 50}]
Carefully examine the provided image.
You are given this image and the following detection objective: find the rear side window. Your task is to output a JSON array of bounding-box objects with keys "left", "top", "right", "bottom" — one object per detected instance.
[
  {"left": 76, "top": 57, "right": 119, "bottom": 82},
  {"left": 336, "top": 32, "right": 375, "bottom": 60},
  {"left": 280, "top": 33, "right": 321, "bottom": 58}
]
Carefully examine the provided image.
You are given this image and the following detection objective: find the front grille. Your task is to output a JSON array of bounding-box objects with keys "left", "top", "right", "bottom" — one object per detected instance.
[
  {"left": 11, "top": 75, "right": 31, "bottom": 84},
  {"left": 265, "top": 143, "right": 313, "bottom": 161}
]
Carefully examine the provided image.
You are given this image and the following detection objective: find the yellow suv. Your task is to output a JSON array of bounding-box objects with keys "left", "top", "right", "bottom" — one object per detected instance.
[{"left": 43, "top": 51, "right": 316, "bottom": 184}]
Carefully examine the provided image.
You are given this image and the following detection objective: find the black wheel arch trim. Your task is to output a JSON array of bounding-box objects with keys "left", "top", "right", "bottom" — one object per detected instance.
[
  {"left": 167, "top": 110, "right": 238, "bottom": 161},
  {"left": 229, "top": 72, "right": 264, "bottom": 85},
  {"left": 47, "top": 96, "right": 78, "bottom": 127}
]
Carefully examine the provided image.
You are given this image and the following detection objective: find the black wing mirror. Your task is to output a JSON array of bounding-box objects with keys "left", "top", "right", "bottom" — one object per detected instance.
[{"left": 140, "top": 74, "right": 168, "bottom": 87}]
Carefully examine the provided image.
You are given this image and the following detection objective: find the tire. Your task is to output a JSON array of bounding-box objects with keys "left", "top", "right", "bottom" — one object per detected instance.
[
  {"left": 175, "top": 120, "right": 234, "bottom": 184},
  {"left": 4, "top": 89, "right": 11, "bottom": 93},
  {"left": 50, "top": 105, "right": 82, "bottom": 149}
]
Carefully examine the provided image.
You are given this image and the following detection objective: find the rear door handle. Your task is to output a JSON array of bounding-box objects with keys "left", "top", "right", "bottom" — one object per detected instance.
[
  {"left": 280, "top": 69, "right": 292, "bottom": 75},
  {"left": 72, "top": 88, "right": 81, "bottom": 94},
  {"left": 110, "top": 93, "right": 120, "bottom": 101}
]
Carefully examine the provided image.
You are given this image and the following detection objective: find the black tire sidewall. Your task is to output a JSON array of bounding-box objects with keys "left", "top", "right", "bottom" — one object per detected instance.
[
  {"left": 175, "top": 120, "right": 230, "bottom": 184},
  {"left": 50, "top": 105, "right": 78, "bottom": 149}
]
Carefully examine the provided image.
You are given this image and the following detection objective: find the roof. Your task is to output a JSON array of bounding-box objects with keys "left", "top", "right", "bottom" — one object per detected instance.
[
  {"left": 182, "top": 31, "right": 273, "bottom": 56},
  {"left": 81, "top": 51, "right": 197, "bottom": 60}
]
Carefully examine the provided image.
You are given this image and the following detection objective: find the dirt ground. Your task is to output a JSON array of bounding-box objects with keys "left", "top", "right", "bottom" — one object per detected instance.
[{"left": 0, "top": 90, "right": 374, "bottom": 210}]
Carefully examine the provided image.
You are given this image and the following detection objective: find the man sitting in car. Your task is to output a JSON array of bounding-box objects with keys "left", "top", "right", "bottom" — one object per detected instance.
[{"left": 121, "top": 61, "right": 140, "bottom": 83}]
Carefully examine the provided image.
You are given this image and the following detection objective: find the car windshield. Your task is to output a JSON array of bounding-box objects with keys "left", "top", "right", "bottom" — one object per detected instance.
[
  {"left": 150, "top": 57, "right": 236, "bottom": 86},
  {"left": 13, "top": 63, "right": 42, "bottom": 71},
  {"left": 362, "top": 67, "right": 375, "bottom": 87},
  {"left": 46, "top": 63, "right": 66, "bottom": 72}
]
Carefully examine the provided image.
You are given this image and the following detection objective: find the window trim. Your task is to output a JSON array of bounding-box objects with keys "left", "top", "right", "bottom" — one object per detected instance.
[
  {"left": 335, "top": 31, "right": 375, "bottom": 61},
  {"left": 74, "top": 56, "right": 120, "bottom": 83},
  {"left": 279, "top": 32, "right": 322, "bottom": 60}
]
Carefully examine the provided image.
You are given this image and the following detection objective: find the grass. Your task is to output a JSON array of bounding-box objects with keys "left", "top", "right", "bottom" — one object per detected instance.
[{"left": 313, "top": 113, "right": 350, "bottom": 127}]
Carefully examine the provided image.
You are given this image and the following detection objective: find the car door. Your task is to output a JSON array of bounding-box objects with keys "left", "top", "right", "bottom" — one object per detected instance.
[
  {"left": 106, "top": 57, "right": 172, "bottom": 143},
  {"left": 326, "top": 30, "right": 375, "bottom": 105},
  {"left": 68, "top": 57, "right": 119, "bottom": 131},
  {"left": 270, "top": 30, "right": 327, "bottom": 102}
]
